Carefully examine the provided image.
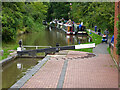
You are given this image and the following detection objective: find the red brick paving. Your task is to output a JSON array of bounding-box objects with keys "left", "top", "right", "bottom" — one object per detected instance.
[
  {"left": 66, "top": 51, "right": 88, "bottom": 58},
  {"left": 22, "top": 60, "right": 64, "bottom": 88},
  {"left": 21, "top": 51, "right": 118, "bottom": 88},
  {"left": 63, "top": 54, "right": 118, "bottom": 88}
]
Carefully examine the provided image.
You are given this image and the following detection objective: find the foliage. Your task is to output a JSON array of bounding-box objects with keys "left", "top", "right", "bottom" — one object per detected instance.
[
  {"left": 71, "top": 2, "right": 115, "bottom": 34},
  {"left": 74, "top": 48, "right": 93, "bottom": 53},
  {"left": 116, "top": 14, "right": 120, "bottom": 55},
  {"left": 107, "top": 47, "right": 111, "bottom": 55},
  {"left": 2, "top": 42, "right": 18, "bottom": 60},
  {"left": 46, "top": 2, "right": 70, "bottom": 22},
  {"left": 2, "top": 2, "right": 48, "bottom": 42},
  {"left": 89, "top": 32, "right": 102, "bottom": 45},
  {"left": 2, "top": 2, "right": 115, "bottom": 42}
]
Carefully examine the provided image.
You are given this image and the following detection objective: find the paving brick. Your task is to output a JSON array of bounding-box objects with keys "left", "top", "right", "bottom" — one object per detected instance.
[
  {"left": 21, "top": 51, "right": 118, "bottom": 88},
  {"left": 63, "top": 54, "right": 118, "bottom": 88},
  {"left": 22, "top": 60, "right": 64, "bottom": 88}
]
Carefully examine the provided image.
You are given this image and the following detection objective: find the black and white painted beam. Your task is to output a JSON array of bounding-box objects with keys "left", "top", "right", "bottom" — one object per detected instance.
[{"left": 17, "top": 43, "right": 95, "bottom": 56}]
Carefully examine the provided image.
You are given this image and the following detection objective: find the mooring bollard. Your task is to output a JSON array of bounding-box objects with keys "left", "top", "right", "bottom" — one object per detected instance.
[
  {"left": 56, "top": 43, "right": 60, "bottom": 52},
  {"left": 18, "top": 39, "right": 23, "bottom": 51},
  {"left": 19, "top": 39, "right": 22, "bottom": 47}
]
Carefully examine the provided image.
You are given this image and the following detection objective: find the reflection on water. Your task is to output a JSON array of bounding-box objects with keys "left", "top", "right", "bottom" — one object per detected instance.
[
  {"left": 2, "top": 58, "right": 42, "bottom": 88},
  {"left": 18, "top": 28, "right": 91, "bottom": 47}
]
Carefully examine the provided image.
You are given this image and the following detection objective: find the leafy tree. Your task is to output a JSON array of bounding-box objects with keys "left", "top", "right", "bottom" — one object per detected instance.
[
  {"left": 2, "top": 2, "right": 48, "bottom": 42},
  {"left": 2, "top": 2, "right": 115, "bottom": 42},
  {"left": 2, "top": 2, "right": 24, "bottom": 42},
  {"left": 117, "top": 14, "right": 120, "bottom": 55},
  {"left": 71, "top": 2, "right": 114, "bottom": 34},
  {"left": 46, "top": 2, "right": 70, "bottom": 22}
]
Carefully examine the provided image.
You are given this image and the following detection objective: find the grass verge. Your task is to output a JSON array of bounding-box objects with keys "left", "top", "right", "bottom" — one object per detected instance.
[
  {"left": 1, "top": 42, "right": 18, "bottom": 60},
  {"left": 107, "top": 47, "right": 111, "bottom": 54},
  {"left": 74, "top": 48, "right": 93, "bottom": 53},
  {"left": 75, "top": 29, "right": 102, "bottom": 53}
]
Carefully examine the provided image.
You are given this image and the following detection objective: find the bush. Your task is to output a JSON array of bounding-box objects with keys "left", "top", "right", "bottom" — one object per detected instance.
[
  {"left": 2, "top": 27, "right": 16, "bottom": 42},
  {"left": 116, "top": 14, "right": 120, "bottom": 55},
  {"left": 2, "top": 2, "right": 48, "bottom": 42}
]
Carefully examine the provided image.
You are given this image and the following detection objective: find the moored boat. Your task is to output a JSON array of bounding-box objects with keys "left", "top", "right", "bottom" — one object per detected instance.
[
  {"left": 62, "top": 24, "right": 76, "bottom": 35},
  {"left": 77, "top": 24, "right": 87, "bottom": 35},
  {"left": 49, "top": 19, "right": 87, "bottom": 35}
]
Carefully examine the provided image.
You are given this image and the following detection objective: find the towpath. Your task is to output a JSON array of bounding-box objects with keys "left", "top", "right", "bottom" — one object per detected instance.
[
  {"left": 20, "top": 29, "right": 118, "bottom": 89},
  {"left": 21, "top": 51, "right": 118, "bottom": 88}
]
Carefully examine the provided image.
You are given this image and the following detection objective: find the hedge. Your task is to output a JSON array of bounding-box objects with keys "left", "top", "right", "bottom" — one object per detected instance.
[{"left": 117, "top": 14, "right": 120, "bottom": 55}]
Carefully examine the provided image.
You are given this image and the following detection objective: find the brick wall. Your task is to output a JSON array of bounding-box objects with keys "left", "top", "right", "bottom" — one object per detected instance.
[{"left": 114, "top": 1, "right": 120, "bottom": 64}]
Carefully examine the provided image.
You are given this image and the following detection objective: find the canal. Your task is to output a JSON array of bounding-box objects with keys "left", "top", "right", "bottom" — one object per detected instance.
[
  {"left": 2, "top": 28, "right": 91, "bottom": 88},
  {"left": 18, "top": 28, "right": 90, "bottom": 46},
  {"left": 2, "top": 58, "right": 42, "bottom": 88}
]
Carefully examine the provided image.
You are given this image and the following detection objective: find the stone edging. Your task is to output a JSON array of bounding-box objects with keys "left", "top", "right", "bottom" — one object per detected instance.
[{"left": 9, "top": 55, "right": 50, "bottom": 89}]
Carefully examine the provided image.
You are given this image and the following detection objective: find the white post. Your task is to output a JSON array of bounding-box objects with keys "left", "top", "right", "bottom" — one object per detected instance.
[
  {"left": 36, "top": 46, "right": 38, "bottom": 49},
  {"left": 17, "top": 47, "right": 22, "bottom": 51}
]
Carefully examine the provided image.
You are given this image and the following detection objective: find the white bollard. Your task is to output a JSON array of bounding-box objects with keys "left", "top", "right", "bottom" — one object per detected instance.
[{"left": 17, "top": 47, "right": 22, "bottom": 51}]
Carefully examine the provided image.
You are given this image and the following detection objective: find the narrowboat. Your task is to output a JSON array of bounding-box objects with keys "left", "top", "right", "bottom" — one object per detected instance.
[
  {"left": 77, "top": 25, "right": 87, "bottom": 35},
  {"left": 62, "top": 24, "right": 76, "bottom": 35}
]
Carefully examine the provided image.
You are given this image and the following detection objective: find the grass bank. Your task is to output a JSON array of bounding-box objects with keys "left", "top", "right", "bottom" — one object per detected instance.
[
  {"left": 74, "top": 29, "right": 102, "bottom": 53},
  {"left": 88, "top": 31, "right": 102, "bottom": 45},
  {"left": 1, "top": 42, "right": 18, "bottom": 60}
]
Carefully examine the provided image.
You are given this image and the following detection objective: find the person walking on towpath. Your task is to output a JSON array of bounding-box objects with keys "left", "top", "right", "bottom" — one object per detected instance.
[
  {"left": 98, "top": 28, "right": 101, "bottom": 35},
  {"left": 111, "top": 35, "right": 114, "bottom": 43},
  {"left": 104, "top": 28, "right": 109, "bottom": 38},
  {"left": 95, "top": 25, "right": 97, "bottom": 32}
]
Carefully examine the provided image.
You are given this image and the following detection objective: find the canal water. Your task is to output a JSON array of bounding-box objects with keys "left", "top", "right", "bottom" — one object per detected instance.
[
  {"left": 2, "top": 28, "right": 91, "bottom": 88},
  {"left": 18, "top": 28, "right": 91, "bottom": 47},
  {"left": 2, "top": 58, "right": 42, "bottom": 88}
]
